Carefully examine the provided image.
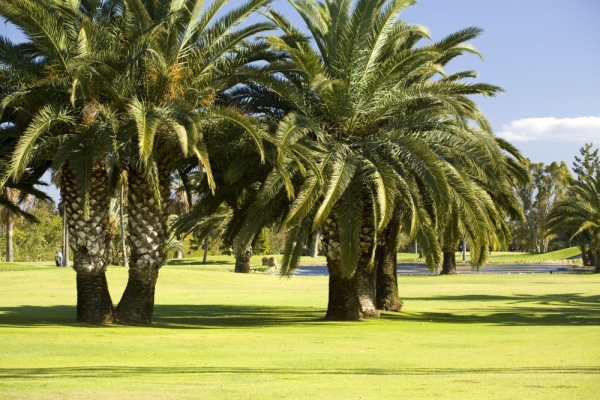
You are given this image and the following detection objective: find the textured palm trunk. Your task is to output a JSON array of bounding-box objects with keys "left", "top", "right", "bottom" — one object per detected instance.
[
  {"left": 581, "top": 248, "right": 589, "bottom": 266},
  {"left": 375, "top": 218, "right": 403, "bottom": 311},
  {"left": 353, "top": 201, "right": 379, "bottom": 318},
  {"left": 119, "top": 185, "right": 128, "bottom": 268},
  {"left": 588, "top": 250, "right": 596, "bottom": 268},
  {"left": 440, "top": 244, "right": 458, "bottom": 275},
  {"left": 234, "top": 245, "right": 252, "bottom": 273},
  {"left": 115, "top": 166, "right": 169, "bottom": 325},
  {"left": 61, "top": 163, "right": 114, "bottom": 324},
  {"left": 321, "top": 217, "right": 360, "bottom": 321}
]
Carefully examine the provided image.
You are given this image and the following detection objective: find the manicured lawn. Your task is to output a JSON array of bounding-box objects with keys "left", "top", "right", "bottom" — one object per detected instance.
[
  {"left": 165, "top": 248, "right": 581, "bottom": 270},
  {"left": 1, "top": 264, "right": 598, "bottom": 399}
]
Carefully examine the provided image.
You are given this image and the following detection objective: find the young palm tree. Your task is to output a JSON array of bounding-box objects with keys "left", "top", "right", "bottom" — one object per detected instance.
[{"left": 546, "top": 174, "right": 600, "bottom": 273}]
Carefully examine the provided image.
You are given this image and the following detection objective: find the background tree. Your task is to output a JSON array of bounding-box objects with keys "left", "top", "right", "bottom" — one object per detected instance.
[{"left": 510, "top": 161, "right": 571, "bottom": 253}]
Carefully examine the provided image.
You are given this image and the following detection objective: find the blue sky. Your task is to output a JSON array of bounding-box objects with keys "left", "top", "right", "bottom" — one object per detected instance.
[{"left": 2, "top": 0, "right": 599, "bottom": 200}]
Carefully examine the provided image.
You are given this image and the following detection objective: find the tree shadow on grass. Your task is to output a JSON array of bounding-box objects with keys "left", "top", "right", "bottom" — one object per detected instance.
[
  {"left": 0, "top": 365, "right": 599, "bottom": 380},
  {"left": 1, "top": 293, "right": 598, "bottom": 328},
  {"left": 387, "top": 292, "right": 600, "bottom": 326},
  {"left": 167, "top": 259, "right": 234, "bottom": 266},
  {"left": 0, "top": 304, "right": 325, "bottom": 329}
]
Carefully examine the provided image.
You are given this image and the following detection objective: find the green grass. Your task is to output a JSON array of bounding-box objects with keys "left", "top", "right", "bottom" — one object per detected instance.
[
  {"left": 487, "top": 247, "right": 581, "bottom": 262},
  {"left": 166, "top": 248, "right": 581, "bottom": 270},
  {"left": 1, "top": 264, "right": 599, "bottom": 399}
]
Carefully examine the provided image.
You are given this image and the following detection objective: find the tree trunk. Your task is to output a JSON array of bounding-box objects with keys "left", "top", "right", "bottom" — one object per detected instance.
[
  {"left": 311, "top": 231, "right": 320, "bottom": 257},
  {"left": 321, "top": 217, "right": 360, "bottom": 321},
  {"left": 588, "top": 250, "right": 596, "bottom": 267},
  {"left": 6, "top": 217, "right": 13, "bottom": 262},
  {"left": 353, "top": 201, "right": 379, "bottom": 318},
  {"left": 62, "top": 207, "right": 69, "bottom": 267},
  {"left": 174, "top": 234, "right": 183, "bottom": 259},
  {"left": 115, "top": 165, "right": 169, "bottom": 325},
  {"left": 202, "top": 236, "right": 209, "bottom": 264},
  {"left": 234, "top": 245, "right": 252, "bottom": 273},
  {"left": 376, "top": 217, "right": 403, "bottom": 311},
  {"left": 595, "top": 249, "right": 600, "bottom": 274},
  {"left": 440, "top": 245, "right": 458, "bottom": 275},
  {"left": 61, "top": 163, "right": 114, "bottom": 324},
  {"left": 354, "top": 261, "right": 379, "bottom": 318},
  {"left": 119, "top": 184, "right": 128, "bottom": 268}
]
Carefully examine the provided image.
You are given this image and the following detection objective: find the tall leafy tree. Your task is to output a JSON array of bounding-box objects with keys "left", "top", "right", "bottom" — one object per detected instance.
[
  {"left": 232, "top": 0, "right": 503, "bottom": 320},
  {"left": 110, "top": 0, "right": 275, "bottom": 324},
  {"left": 0, "top": 0, "right": 121, "bottom": 323}
]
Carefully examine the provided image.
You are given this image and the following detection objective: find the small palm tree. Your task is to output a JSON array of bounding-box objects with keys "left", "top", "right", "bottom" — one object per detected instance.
[{"left": 546, "top": 174, "right": 600, "bottom": 273}]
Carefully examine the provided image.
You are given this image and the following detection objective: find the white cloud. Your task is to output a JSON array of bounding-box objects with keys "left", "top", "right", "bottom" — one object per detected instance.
[{"left": 496, "top": 116, "right": 600, "bottom": 142}]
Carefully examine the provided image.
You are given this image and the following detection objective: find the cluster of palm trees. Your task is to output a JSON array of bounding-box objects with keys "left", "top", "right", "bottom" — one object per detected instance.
[{"left": 0, "top": 0, "right": 528, "bottom": 324}]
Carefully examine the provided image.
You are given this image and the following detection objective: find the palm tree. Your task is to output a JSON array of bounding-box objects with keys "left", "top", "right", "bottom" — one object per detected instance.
[
  {"left": 546, "top": 173, "right": 600, "bottom": 273},
  {"left": 0, "top": 0, "right": 122, "bottom": 323},
  {"left": 111, "top": 0, "right": 275, "bottom": 324},
  {"left": 232, "top": 1, "right": 504, "bottom": 320}
]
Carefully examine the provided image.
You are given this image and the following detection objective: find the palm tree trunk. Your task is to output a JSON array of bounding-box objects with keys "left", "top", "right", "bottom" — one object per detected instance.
[
  {"left": 375, "top": 217, "right": 403, "bottom": 311},
  {"left": 353, "top": 202, "right": 379, "bottom": 318},
  {"left": 580, "top": 248, "right": 589, "bottom": 266},
  {"left": 440, "top": 245, "right": 458, "bottom": 275},
  {"left": 119, "top": 184, "right": 128, "bottom": 268},
  {"left": 115, "top": 165, "right": 170, "bottom": 325},
  {"left": 202, "top": 237, "right": 209, "bottom": 264},
  {"left": 62, "top": 163, "right": 114, "bottom": 324},
  {"left": 321, "top": 216, "right": 360, "bottom": 321},
  {"left": 234, "top": 245, "right": 252, "bottom": 273},
  {"left": 588, "top": 250, "right": 596, "bottom": 267},
  {"left": 595, "top": 249, "right": 600, "bottom": 274}
]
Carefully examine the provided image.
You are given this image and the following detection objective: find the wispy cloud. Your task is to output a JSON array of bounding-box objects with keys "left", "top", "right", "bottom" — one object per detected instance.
[{"left": 496, "top": 116, "right": 600, "bottom": 142}]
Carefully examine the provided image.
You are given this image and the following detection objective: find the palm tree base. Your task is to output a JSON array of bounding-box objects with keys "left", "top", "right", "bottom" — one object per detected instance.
[
  {"left": 440, "top": 251, "right": 458, "bottom": 275},
  {"left": 115, "top": 268, "right": 159, "bottom": 325},
  {"left": 76, "top": 270, "right": 114, "bottom": 324},
  {"left": 324, "top": 272, "right": 361, "bottom": 321},
  {"left": 377, "top": 298, "right": 403, "bottom": 312},
  {"left": 355, "top": 262, "right": 380, "bottom": 319}
]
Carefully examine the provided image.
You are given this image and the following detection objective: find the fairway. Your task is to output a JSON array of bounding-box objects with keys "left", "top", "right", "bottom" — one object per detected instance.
[{"left": 1, "top": 265, "right": 599, "bottom": 399}]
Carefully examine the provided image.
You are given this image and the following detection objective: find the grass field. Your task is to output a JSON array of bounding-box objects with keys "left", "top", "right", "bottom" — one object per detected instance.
[
  {"left": 1, "top": 263, "right": 598, "bottom": 399},
  {"left": 164, "top": 247, "right": 582, "bottom": 269}
]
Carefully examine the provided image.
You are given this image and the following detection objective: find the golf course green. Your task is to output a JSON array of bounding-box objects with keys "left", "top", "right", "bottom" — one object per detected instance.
[{"left": 1, "top": 261, "right": 599, "bottom": 399}]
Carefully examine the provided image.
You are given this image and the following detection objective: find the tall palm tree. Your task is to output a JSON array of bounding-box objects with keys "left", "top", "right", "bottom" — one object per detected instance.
[
  {"left": 232, "top": 1, "right": 503, "bottom": 320},
  {"left": 0, "top": 0, "right": 122, "bottom": 323},
  {"left": 111, "top": 0, "right": 275, "bottom": 324}
]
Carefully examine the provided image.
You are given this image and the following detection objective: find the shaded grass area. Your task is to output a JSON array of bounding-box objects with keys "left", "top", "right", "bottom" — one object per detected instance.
[{"left": 0, "top": 268, "right": 599, "bottom": 399}]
